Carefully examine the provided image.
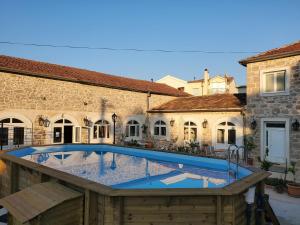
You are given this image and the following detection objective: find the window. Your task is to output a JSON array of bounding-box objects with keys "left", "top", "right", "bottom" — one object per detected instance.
[
  {"left": 154, "top": 120, "right": 166, "bottom": 136},
  {"left": 184, "top": 121, "right": 197, "bottom": 141},
  {"left": 0, "top": 127, "right": 8, "bottom": 146},
  {"left": 93, "top": 120, "right": 110, "bottom": 139},
  {"left": 216, "top": 121, "right": 236, "bottom": 145},
  {"left": 126, "top": 120, "right": 140, "bottom": 137},
  {"left": 262, "top": 70, "right": 286, "bottom": 93},
  {"left": 75, "top": 127, "right": 81, "bottom": 143},
  {"left": 210, "top": 82, "right": 226, "bottom": 94},
  {"left": 217, "top": 129, "right": 225, "bottom": 143},
  {"left": 53, "top": 127, "right": 62, "bottom": 143},
  {"left": 13, "top": 127, "right": 24, "bottom": 145},
  {"left": 0, "top": 117, "right": 25, "bottom": 146}
]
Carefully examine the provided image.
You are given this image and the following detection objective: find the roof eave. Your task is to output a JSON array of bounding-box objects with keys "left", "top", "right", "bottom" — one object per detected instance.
[
  {"left": 239, "top": 50, "right": 300, "bottom": 66},
  {"left": 0, "top": 67, "right": 187, "bottom": 97},
  {"left": 148, "top": 107, "right": 244, "bottom": 113}
]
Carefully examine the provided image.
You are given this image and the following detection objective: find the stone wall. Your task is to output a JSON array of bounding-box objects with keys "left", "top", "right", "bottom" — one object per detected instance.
[
  {"left": 0, "top": 71, "right": 176, "bottom": 146},
  {"left": 149, "top": 111, "right": 244, "bottom": 149},
  {"left": 246, "top": 55, "right": 300, "bottom": 181}
]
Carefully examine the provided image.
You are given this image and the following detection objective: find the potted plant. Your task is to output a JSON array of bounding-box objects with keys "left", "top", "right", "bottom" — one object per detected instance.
[
  {"left": 145, "top": 135, "right": 154, "bottom": 149},
  {"left": 287, "top": 161, "right": 300, "bottom": 197},
  {"left": 189, "top": 141, "right": 200, "bottom": 154},
  {"left": 260, "top": 147, "right": 273, "bottom": 171},
  {"left": 244, "top": 135, "right": 256, "bottom": 165}
]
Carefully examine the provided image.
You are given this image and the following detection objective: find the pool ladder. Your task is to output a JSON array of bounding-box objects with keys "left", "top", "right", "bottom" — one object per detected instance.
[{"left": 227, "top": 145, "right": 245, "bottom": 180}]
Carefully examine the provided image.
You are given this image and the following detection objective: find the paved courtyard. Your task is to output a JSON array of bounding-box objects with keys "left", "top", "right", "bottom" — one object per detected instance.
[{"left": 266, "top": 187, "right": 300, "bottom": 225}]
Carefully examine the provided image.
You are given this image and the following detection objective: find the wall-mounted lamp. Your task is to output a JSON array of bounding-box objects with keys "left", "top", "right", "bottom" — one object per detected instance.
[
  {"left": 202, "top": 119, "right": 208, "bottom": 128},
  {"left": 38, "top": 116, "right": 50, "bottom": 127},
  {"left": 83, "top": 117, "right": 93, "bottom": 127},
  {"left": 250, "top": 117, "right": 257, "bottom": 130},
  {"left": 170, "top": 119, "right": 175, "bottom": 127},
  {"left": 292, "top": 119, "right": 300, "bottom": 131}
]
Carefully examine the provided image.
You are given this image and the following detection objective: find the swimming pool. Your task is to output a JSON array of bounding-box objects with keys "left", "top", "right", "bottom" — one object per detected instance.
[
  {"left": 0, "top": 144, "right": 269, "bottom": 225},
  {"left": 8, "top": 144, "right": 252, "bottom": 189}
]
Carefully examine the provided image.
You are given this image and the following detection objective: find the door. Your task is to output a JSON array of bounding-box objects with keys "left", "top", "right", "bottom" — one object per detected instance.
[
  {"left": 64, "top": 126, "right": 73, "bottom": 144},
  {"left": 265, "top": 122, "right": 286, "bottom": 163},
  {"left": 53, "top": 127, "right": 62, "bottom": 143}
]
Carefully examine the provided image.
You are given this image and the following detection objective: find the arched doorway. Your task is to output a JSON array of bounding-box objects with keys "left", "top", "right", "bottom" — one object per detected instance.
[
  {"left": 0, "top": 116, "right": 31, "bottom": 149},
  {"left": 53, "top": 118, "right": 80, "bottom": 144}
]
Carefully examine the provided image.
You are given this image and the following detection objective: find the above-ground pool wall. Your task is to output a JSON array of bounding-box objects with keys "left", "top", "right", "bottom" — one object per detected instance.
[
  {"left": 0, "top": 155, "right": 266, "bottom": 225},
  {"left": 99, "top": 194, "right": 254, "bottom": 225},
  {"left": 0, "top": 159, "right": 10, "bottom": 198}
]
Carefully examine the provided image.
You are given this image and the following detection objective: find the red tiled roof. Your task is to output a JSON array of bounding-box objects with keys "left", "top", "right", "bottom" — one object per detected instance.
[
  {"left": 187, "top": 79, "right": 204, "bottom": 83},
  {"left": 239, "top": 40, "right": 300, "bottom": 66},
  {"left": 0, "top": 55, "right": 189, "bottom": 97},
  {"left": 149, "top": 94, "right": 246, "bottom": 112}
]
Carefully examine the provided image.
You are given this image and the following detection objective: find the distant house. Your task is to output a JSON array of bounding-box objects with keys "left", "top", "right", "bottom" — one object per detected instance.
[
  {"left": 240, "top": 40, "right": 300, "bottom": 181},
  {"left": 157, "top": 69, "right": 238, "bottom": 96},
  {"left": 156, "top": 75, "right": 187, "bottom": 90}
]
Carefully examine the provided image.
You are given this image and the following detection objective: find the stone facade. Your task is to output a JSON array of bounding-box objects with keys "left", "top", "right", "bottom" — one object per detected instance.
[
  {"left": 149, "top": 111, "right": 244, "bottom": 149},
  {"left": 0, "top": 71, "right": 176, "bottom": 147},
  {"left": 0, "top": 70, "right": 245, "bottom": 154},
  {"left": 245, "top": 55, "right": 300, "bottom": 181}
]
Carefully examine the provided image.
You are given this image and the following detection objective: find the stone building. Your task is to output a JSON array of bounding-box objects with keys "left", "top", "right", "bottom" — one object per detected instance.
[
  {"left": 156, "top": 69, "right": 238, "bottom": 96},
  {"left": 0, "top": 55, "right": 245, "bottom": 152},
  {"left": 240, "top": 40, "right": 300, "bottom": 181},
  {"left": 148, "top": 94, "right": 246, "bottom": 149}
]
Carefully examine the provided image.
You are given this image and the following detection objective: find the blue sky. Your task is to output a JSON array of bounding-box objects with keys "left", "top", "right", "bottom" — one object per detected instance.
[{"left": 0, "top": 1, "right": 299, "bottom": 85}]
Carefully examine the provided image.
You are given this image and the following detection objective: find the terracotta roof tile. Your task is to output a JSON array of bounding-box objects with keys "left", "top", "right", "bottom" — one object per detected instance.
[
  {"left": 0, "top": 55, "right": 189, "bottom": 97},
  {"left": 150, "top": 94, "right": 246, "bottom": 112},
  {"left": 240, "top": 40, "right": 300, "bottom": 66}
]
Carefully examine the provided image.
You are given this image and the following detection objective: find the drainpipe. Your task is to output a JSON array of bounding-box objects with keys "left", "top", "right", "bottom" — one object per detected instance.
[{"left": 241, "top": 108, "right": 247, "bottom": 161}]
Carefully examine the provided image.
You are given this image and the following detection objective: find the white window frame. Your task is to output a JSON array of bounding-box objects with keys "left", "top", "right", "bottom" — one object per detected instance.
[
  {"left": 126, "top": 120, "right": 140, "bottom": 138},
  {"left": 260, "top": 67, "right": 290, "bottom": 96},
  {"left": 184, "top": 121, "right": 198, "bottom": 142},
  {"left": 153, "top": 120, "right": 167, "bottom": 137},
  {"left": 93, "top": 120, "right": 110, "bottom": 139},
  {"left": 52, "top": 118, "right": 75, "bottom": 144},
  {"left": 74, "top": 126, "right": 81, "bottom": 143},
  {"left": 216, "top": 122, "right": 236, "bottom": 145},
  {"left": 0, "top": 117, "right": 26, "bottom": 148}
]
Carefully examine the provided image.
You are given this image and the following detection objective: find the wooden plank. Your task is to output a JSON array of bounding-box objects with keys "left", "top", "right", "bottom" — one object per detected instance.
[
  {"left": 216, "top": 196, "right": 222, "bottom": 225},
  {"left": 98, "top": 195, "right": 105, "bottom": 225},
  {"left": 0, "top": 182, "right": 83, "bottom": 223},
  {"left": 10, "top": 162, "right": 19, "bottom": 194},
  {"left": 113, "top": 197, "right": 123, "bottom": 225},
  {"left": 84, "top": 190, "right": 98, "bottom": 225}
]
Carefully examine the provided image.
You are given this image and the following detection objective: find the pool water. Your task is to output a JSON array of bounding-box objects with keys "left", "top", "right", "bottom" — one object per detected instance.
[{"left": 10, "top": 145, "right": 252, "bottom": 189}]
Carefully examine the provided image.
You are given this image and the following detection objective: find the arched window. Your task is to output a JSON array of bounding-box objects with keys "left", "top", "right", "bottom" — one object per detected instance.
[
  {"left": 184, "top": 121, "right": 197, "bottom": 141},
  {"left": 154, "top": 120, "right": 166, "bottom": 136},
  {"left": 217, "top": 121, "right": 236, "bottom": 144},
  {"left": 0, "top": 117, "right": 25, "bottom": 146},
  {"left": 93, "top": 120, "right": 110, "bottom": 139},
  {"left": 126, "top": 120, "right": 140, "bottom": 137}
]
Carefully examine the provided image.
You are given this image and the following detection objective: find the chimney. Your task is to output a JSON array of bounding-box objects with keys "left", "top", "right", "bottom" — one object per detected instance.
[{"left": 203, "top": 68, "right": 210, "bottom": 95}]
